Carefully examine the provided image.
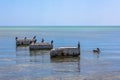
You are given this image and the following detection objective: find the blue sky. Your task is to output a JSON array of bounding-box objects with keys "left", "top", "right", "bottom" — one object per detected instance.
[{"left": 0, "top": 0, "right": 120, "bottom": 26}]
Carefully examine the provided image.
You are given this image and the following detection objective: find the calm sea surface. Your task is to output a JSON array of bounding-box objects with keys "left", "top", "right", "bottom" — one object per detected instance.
[{"left": 0, "top": 26, "right": 120, "bottom": 80}]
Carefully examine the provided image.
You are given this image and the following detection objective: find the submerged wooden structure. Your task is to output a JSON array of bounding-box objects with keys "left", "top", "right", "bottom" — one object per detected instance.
[
  {"left": 16, "top": 36, "right": 36, "bottom": 46},
  {"left": 50, "top": 42, "right": 80, "bottom": 57},
  {"left": 29, "top": 39, "right": 53, "bottom": 50}
]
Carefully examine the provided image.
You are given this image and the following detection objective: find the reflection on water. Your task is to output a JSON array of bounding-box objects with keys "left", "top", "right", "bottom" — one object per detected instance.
[
  {"left": 51, "top": 57, "right": 80, "bottom": 62},
  {"left": 30, "top": 50, "right": 50, "bottom": 56},
  {"left": 29, "top": 49, "right": 81, "bottom": 74},
  {"left": 51, "top": 57, "right": 80, "bottom": 74},
  {"left": 93, "top": 52, "right": 100, "bottom": 58},
  {"left": 29, "top": 50, "right": 50, "bottom": 63},
  {"left": 15, "top": 47, "right": 81, "bottom": 77},
  {"left": 16, "top": 46, "right": 29, "bottom": 51}
]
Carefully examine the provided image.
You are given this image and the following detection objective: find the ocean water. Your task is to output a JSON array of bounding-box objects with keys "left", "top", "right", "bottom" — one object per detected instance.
[{"left": 0, "top": 26, "right": 120, "bottom": 80}]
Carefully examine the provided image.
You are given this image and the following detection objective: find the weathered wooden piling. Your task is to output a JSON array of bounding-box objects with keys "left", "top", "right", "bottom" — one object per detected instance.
[
  {"left": 15, "top": 36, "right": 36, "bottom": 46},
  {"left": 29, "top": 40, "right": 53, "bottom": 50},
  {"left": 50, "top": 41, "right": 80, "bottom": 57}
]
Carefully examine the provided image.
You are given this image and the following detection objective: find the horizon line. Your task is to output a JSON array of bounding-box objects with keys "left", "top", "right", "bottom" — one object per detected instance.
[{"left": 0, "top": 25, "right": 120, "bottom": 27}]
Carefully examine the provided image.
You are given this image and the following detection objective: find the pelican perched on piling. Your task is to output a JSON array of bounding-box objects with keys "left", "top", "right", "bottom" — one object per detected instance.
[
  {"left": 15, "top": 36, "right": 37, "bottom": 46},
  {"left": 41, "top": 38, "right": 44, "bottom": 42},
  {"left": 33, "top": 36, "right": 36, "bottom": 39},
  {"left": 15, "top": 37, "right": 18, "bottom": 40}
]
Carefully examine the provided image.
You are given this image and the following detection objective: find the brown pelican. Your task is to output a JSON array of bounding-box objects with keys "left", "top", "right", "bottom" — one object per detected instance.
[{"left": 93, "top": 48, "right": 100, "bottom": 53}]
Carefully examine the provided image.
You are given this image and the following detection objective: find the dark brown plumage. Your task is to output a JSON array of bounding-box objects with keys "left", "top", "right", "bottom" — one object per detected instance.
[{"left": 93, "top": 48, "right": 100, "bottom": 53}]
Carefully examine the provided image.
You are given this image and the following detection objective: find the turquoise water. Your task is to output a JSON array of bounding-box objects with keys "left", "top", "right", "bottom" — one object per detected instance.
[
  {"left": 0, "top": 26, "right": 120, "bottom": 80},
  {"left": 1, "top": 26, "right": 120, "bottom": 31}
]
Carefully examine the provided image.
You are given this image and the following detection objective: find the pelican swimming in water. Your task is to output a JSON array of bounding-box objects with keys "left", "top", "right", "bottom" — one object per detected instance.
[{"left": 93, "top": 48, "right": 100, "bottom": 53}]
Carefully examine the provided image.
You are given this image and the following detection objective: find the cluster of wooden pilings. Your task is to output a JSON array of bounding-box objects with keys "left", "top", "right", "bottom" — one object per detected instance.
[{"left": 15, "top": 36, "right": 80, "bottom": 57}]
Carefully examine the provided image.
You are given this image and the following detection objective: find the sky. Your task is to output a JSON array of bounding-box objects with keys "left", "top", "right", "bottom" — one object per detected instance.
[{"left": 0, "top": 0, "right": 120, "bottom": 26}]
